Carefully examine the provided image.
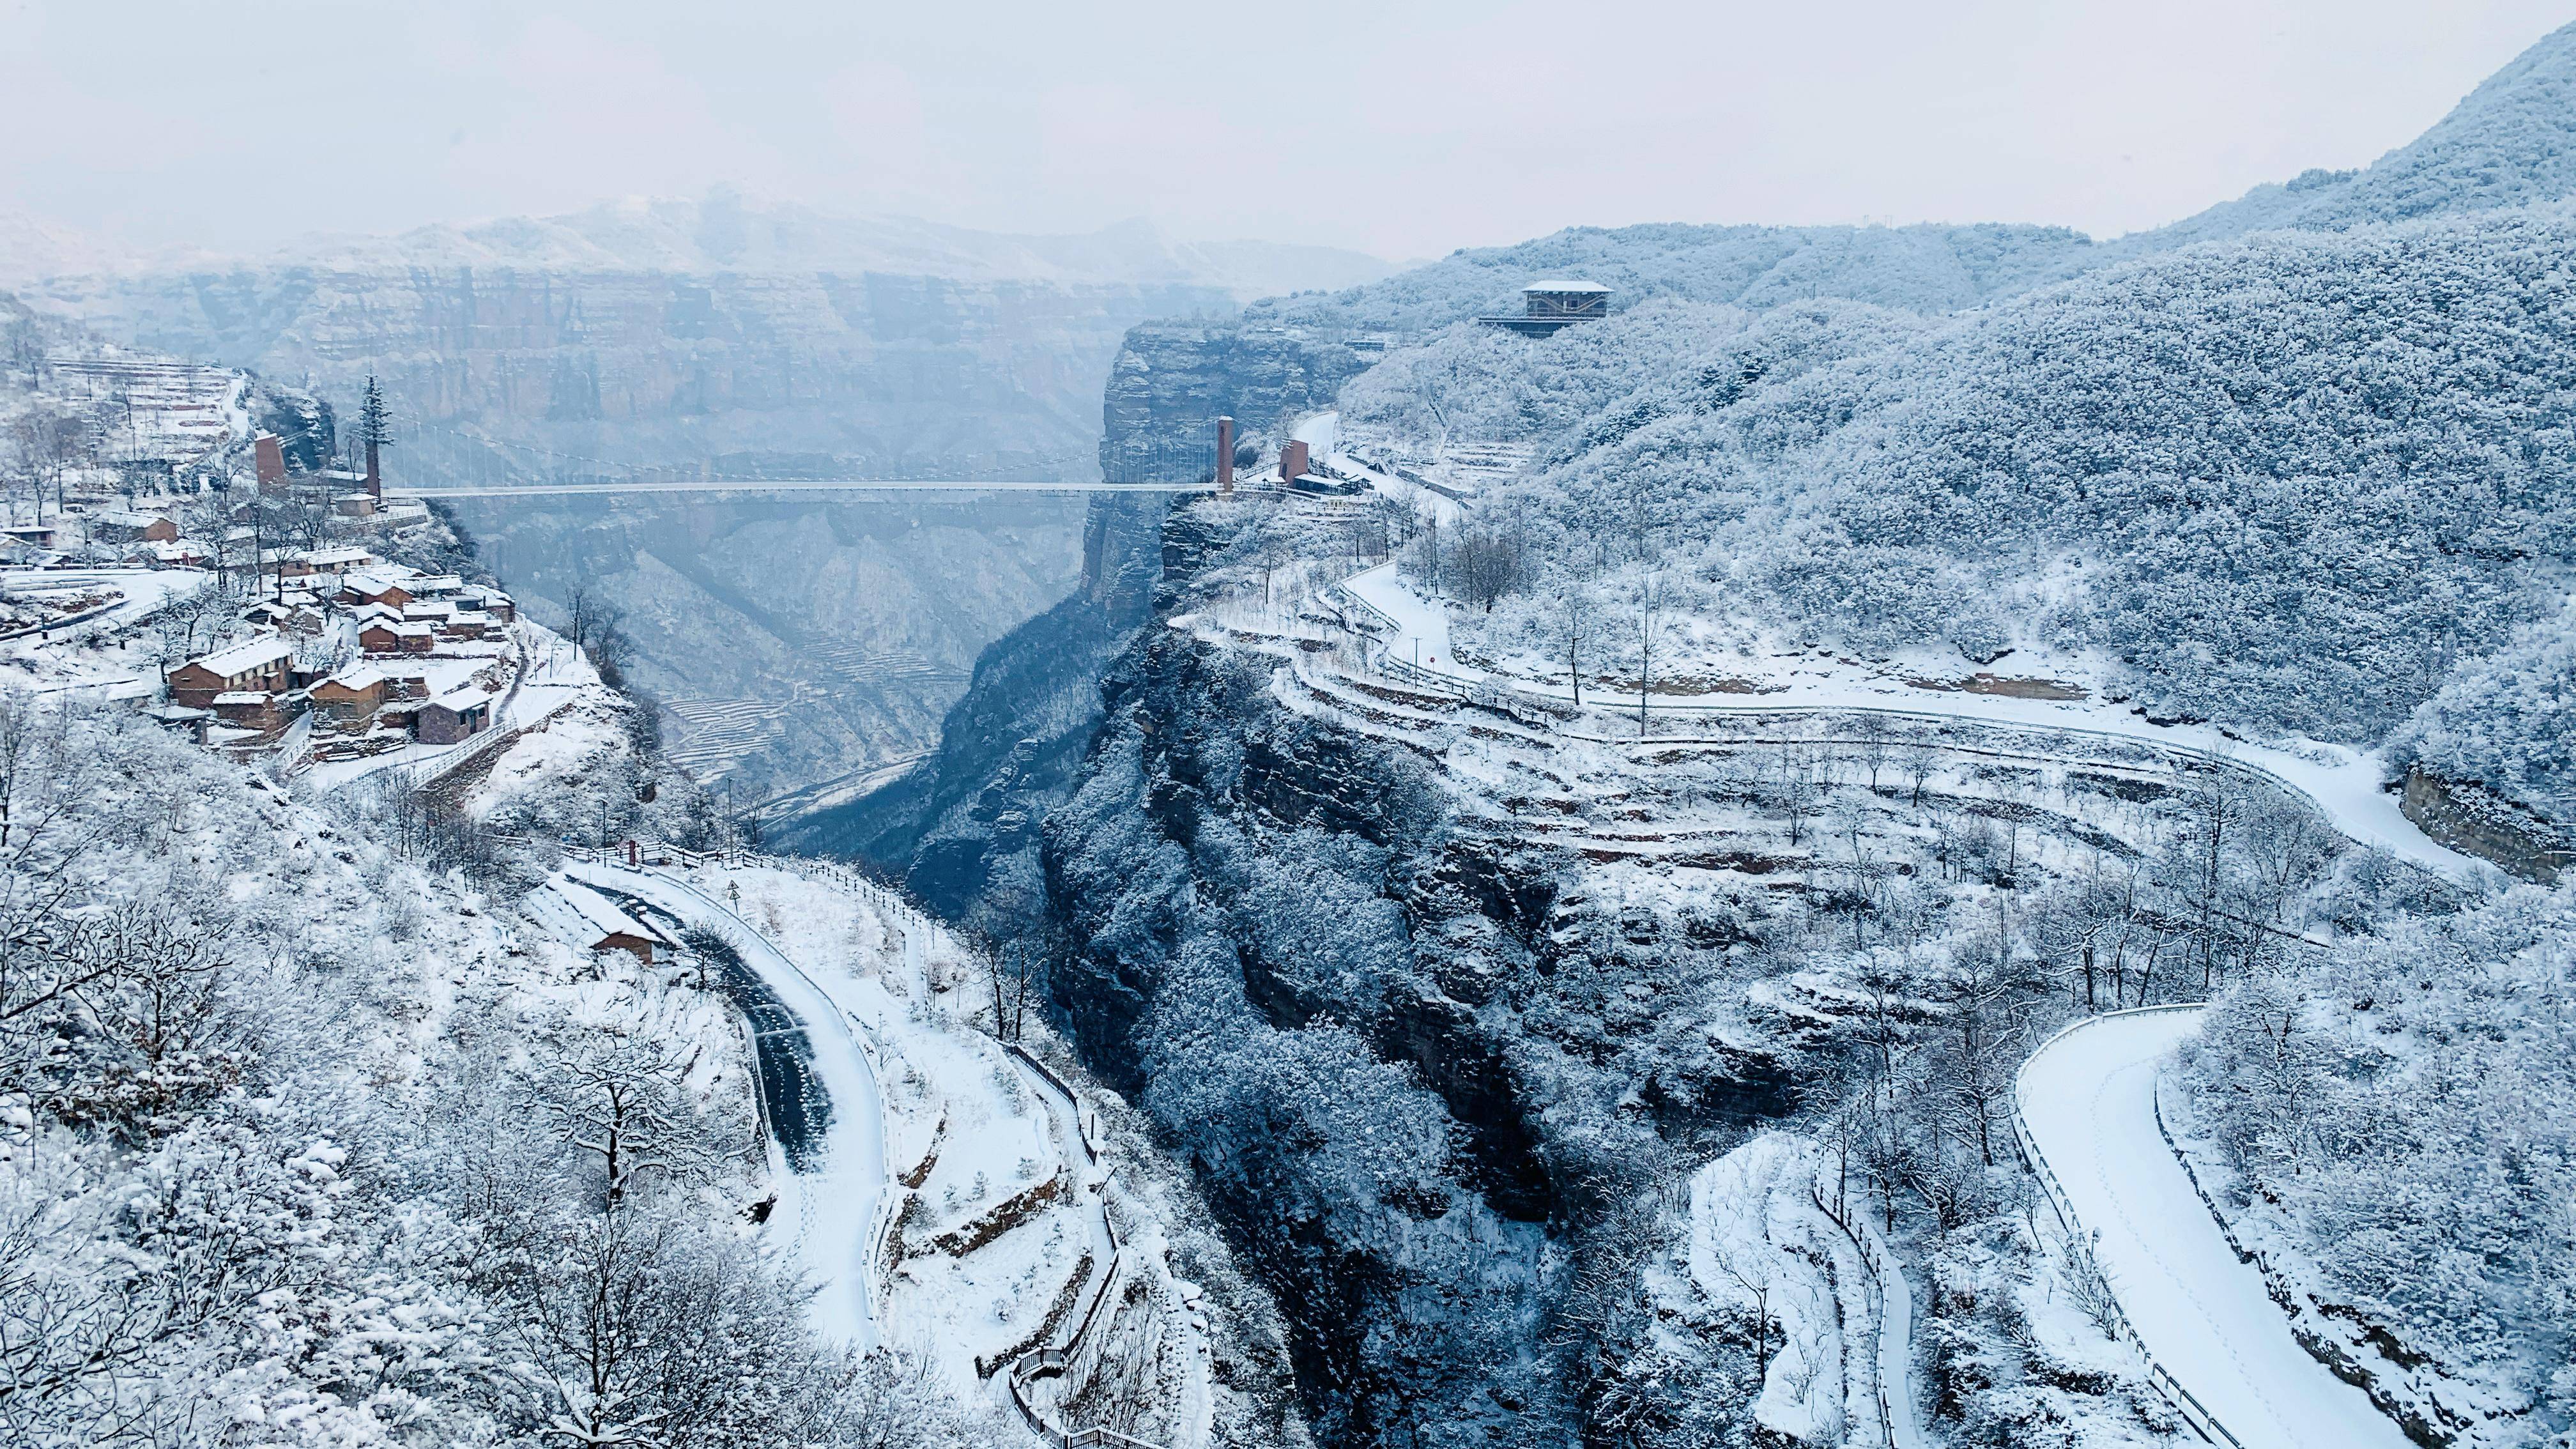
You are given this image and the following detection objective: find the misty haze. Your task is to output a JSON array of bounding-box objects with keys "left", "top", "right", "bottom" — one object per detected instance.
[{"left": 4, "top": 4, "right": 2574, "bottom": 1448}]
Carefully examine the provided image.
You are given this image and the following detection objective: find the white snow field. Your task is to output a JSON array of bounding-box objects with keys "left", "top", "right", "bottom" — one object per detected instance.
[
  {"left": 2016, "top": 1009, "right": 2416, "bottom": 1449},
  {"left": 565, "top": 859, "right": 892, "bottom": 1347}
]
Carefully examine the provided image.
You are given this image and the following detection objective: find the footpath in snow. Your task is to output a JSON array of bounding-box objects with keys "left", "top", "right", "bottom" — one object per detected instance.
[
  {"left": 2016, "top": 1009, "right": 2415, "bottom": 1449},
  {"left": 565, "top": 859, "right": 891, "bottom": 1347},
  {"left": 1688, "top": 1133, "right": 1929, "bottom": 1449}
]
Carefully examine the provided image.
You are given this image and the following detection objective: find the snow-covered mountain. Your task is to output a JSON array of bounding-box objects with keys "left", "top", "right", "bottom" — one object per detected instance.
[
  {"left": 12, "top": 194, "right": 1396, "bottom": 299},
  {"left": 816, "top": 22, "right": 2576, "bottom": 1449}
]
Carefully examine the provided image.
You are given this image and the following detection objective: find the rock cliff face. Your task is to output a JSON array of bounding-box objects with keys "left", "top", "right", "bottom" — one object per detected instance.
[
  {"left": 1098, "top": 321, "right": 1370, "bottom": 478},
  {"left": 41, "top": 266, "right": 1238, "bottom": 481},
  {"left": 793, "top": 321, "right": 1370, "bottom": 896},
  {"left": 2400, "top": 767, "right": 2574, "bottom": 882}
]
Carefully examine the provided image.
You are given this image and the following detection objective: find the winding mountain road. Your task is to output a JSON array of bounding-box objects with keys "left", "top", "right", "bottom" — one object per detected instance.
[
  {"left": 1314, "top": 494, "right": 2437, "bottom": 1448},
  {"left": 2016, "top": 1008, "right": 2414, "bottom": 1449},
  {"left": 565, "top": 859, "right": 891, "bottom": 1347}
]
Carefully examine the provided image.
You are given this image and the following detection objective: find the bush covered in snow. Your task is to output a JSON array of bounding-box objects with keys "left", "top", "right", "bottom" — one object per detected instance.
[
  {"left": 2393, "top": 603, "right": 2576, "bottom": 820},
  {"left": 2182, "top": 882, "right": 2576, "bottom": 1443}
]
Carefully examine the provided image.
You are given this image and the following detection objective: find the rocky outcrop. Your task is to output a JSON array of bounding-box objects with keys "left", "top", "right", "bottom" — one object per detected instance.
[
  {"left": 1099, "top": 321, "right": 1371, "bottom": 480},
  {"left": 2400, "top": 767, "right": 2572, "bottom": 882},
  {"left": 801, "top": 319, "right": 1377, "bottom": 903}
]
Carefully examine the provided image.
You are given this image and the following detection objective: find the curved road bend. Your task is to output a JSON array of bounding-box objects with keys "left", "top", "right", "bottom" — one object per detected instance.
[
  {"left": 2017, "top": 1009, "right": 2414, "bottom": 1449},
  {"left": 565, "top": 860, "right": 889, "bottom": 1347}
]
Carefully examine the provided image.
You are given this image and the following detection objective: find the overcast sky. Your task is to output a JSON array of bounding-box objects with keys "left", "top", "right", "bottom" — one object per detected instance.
[{"left": 4, "top": 1, "right": 2571, "bottom": 261}]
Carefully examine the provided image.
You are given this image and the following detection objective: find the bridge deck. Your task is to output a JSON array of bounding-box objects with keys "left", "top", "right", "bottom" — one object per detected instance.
[{"left": 402, "top": 480, "right": 1218, "bottom": 498}]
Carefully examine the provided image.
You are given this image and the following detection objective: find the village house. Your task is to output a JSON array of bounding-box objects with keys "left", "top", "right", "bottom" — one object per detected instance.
[
  {"left": 553, "top": 879, "right": 672, "bottom": 966},
  {"left": 166, "top": 636, "right": 294, "bottom": 710},
  {"left": 307, "top": 666, "right": 390, "bottom": 730},
  {"left": 141, "top": 539, "right": 210, "bottom": 567},
  {"left": 417, "top": 686, "right": 496, "bottom": 744},
  {"left": 441, "top": 611, "right": 492, "bottom": 641},
  {"left": 291, "top": 546, "right": 376, "bottom": 577},
  {"left": 88, "top": 510, "right": 179, "bottom": 546},
  {"left": 341, "top": 571, "right": 416, "bottom": 609},
  {"left": 208, "top": 689, "right": 297, "bottom": 744},
  {"left": 1480, "top": 279, "right": 1613, "bottom": 335},
  {"left": 358, "top": 620, "right": 438, "bottom": 656}
]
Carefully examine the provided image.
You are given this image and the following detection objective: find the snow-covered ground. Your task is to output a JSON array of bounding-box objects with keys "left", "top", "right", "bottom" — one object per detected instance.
[
  {"left": 0, "top": 567, "right": 208, "bottom": 698},
  {"left": 1293, "top": 411, "right": 1464, "bottom": 525},
  {"left": 1688, "top": 1133, "right": 1929, "bottom": 1449},
  {"left": 1327, "top": 559, "right": 2477, "bottom": 878},
  {"left": 1, "top": 566, "right": 206, "bottom": 631},
  {"left": 2016, "top": 1008, "right": 2416, "bottom": 1449},
  {"left": 565, "top": 859, "right": 893, "bottom": 1347}
]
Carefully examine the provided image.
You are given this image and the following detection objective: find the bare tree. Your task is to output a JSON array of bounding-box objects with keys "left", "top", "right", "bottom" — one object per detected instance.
[
  {"left": 1853, "top": 713, "right": 1893, "bottom": 793},
  {"left": 1632, "top": 571, "right": 1669, "bottom": 737},
  {"left": 533, "top": 1021, "right": 705, "bottom": 1203},
  {"left": 563, "top": 584, "right": 599, "bottom": 651},
  {"left": 1563, "top": 583, "right": 1595, "bottom": 708},
  {"left": 1899, "top": 738, "right": 1938, "bottom": 808}
]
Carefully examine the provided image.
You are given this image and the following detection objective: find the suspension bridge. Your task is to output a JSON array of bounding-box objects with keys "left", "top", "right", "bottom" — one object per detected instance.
[
  {"left": 381, "top": 414, "right": 1230, "bottom": 500},
  {"left": 401, "top": 479, "right": 1216, "bottom": 498}
]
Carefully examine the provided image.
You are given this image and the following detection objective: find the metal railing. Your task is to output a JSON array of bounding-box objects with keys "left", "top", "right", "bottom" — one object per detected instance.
[
  {"left": 2011, "top": 1006, "right": 2247, "bottom": 1449},
  {"left": 1809, "top": 1179, "right": 1905, "bottom": 1449}
]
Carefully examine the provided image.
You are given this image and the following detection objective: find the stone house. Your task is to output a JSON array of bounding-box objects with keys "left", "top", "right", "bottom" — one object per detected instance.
[{"left": 167, "top": 637, "right": 295, "bottom": 710}]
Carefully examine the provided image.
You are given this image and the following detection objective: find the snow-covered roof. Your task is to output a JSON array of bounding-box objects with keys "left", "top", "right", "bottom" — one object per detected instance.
[
  {"left": 92, "top": 509, "right": 170, "bottom": 528},
  {"left": 402, "top": 601, "right": 456, "bottom": 619},
  {"left": 344, "top": 571, "right": 408, "bottom": 594},
  {"left": 552, "top": 878, "right": 667, "bottom": 947},
  {"left": 317, "top": 665, "right": 385, "bottom": 693},
  {"left": 188, "top": 636, "right": 293, "bottom": 676},
  {"left": 1522, "top": 279, "right": 1611, "bottom": 293},
  {"left": 296, "top": 546, "right": 374, "bottom": 566},
  {"left": 210, "top": 690, "right": 272, "bottom": 707},
  {"left": 410, "top": 574, "right": 464, "bottom": 594},
  {"left": 425, "top": 686, "right": 493, "bottom": 713}
]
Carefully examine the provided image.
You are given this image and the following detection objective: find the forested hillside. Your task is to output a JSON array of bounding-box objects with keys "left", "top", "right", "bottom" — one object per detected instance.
[{"left": 1367, "top": 209, "right": 2576, "bottom": 758}]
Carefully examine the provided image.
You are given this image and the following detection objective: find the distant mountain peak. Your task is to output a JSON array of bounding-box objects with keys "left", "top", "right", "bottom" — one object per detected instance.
[{"left": 2143, "top": 20, "right": 2576, "bottom": 245}]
